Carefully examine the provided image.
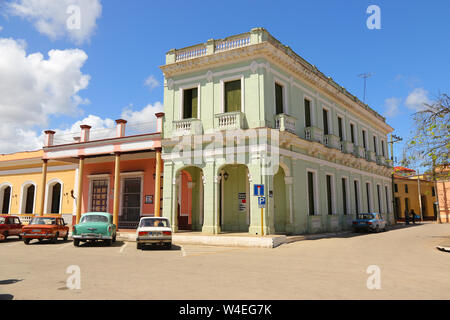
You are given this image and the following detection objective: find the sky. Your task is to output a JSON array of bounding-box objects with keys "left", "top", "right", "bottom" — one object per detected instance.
[{"left": 0, "top": 0, "right": 449, "bottom": 166}]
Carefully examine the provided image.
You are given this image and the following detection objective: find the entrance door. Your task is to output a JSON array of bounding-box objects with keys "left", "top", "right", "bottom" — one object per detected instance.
[
  {"left": 91, "top": 180, "right": 108, "bottom": 212},
  {"left": 121, "top": 178, "right": 141, "bottom": 228}
]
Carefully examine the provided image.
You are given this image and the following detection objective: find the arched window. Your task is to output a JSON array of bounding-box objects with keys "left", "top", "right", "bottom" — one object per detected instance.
[
  {"left": 1, "top": 186, "right": 11, "bottom": 214},
  {"left": 24, "top": 185, "right": 35, "bottom": 214},
  {"left": 50, "top": 183, "right": 61, "bottom": 214}
]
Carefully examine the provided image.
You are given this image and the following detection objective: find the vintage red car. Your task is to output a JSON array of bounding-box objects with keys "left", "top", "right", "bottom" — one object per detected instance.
[
  {"left": 0, "top": 215, "right": 23, "bottom": 241},
  {"left": 21, "top": 215, "right": 69, "bottom": 244}
]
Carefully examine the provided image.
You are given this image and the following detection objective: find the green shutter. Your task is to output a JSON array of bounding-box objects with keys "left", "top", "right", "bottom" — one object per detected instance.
[
  {"left": 191, "top": 88, "right": 198, "bottom": 118},
  {"left": 275, "top": 83, "right": 283, "bottom": 114},
  {"left": 183, "top": 88, "right": 198, "bottom": 119},
  {"left": 225, "top": 80, "right": 241, "bottom": 112}
]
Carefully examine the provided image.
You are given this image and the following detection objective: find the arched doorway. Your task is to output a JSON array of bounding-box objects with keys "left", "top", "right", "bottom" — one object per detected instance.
[
  {"left": 176, "top": 166, "right": 204, "bottom": 231},
  {"left": 1, "top": 185, "right": 12, "bottom": 214},
  {"left": 219, "top": 164, "right": 250, "bottom": 232},
  {"left": 274, "top": 166, "right": 287, "bottom": 233},
  {"left": 46, "top": 181, "right": 62, "bottom": 214},
  {"left": 21, "top": 183, "right": 36, "bottom": 214}
]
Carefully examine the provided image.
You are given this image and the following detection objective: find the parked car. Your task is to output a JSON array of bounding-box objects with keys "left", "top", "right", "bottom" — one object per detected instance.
[
  {"left": 21, "top": 215, "right": 69, "bottom": 244},
  {"left": 136, "top": 217, "right": 172, "bottom": 249},
  {"left": 0, "top": 215, "right": 22, "bottom": 240},
  {"left": 352, "top": 213, "right": 387, "bottom": 232},
  {"left": 72, "top": 212, "right": 117, "bottom": 247}
]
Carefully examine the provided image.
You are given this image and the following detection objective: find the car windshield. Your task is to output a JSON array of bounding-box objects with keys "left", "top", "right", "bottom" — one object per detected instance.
[
  {"left": 140, "top": 218, "right": 169, "bottom": 228},
  {"left": 30, "top": 217, "right": 56, "bottom": 225},
  {"left": 357, "top": 214, "right": 375, "bottom": 220},
  {"left": 80, "top": 215, "right": 108, "bottom": 223},
  {"left": 0, "top": 217, "right": 5, "bottom": 224}
]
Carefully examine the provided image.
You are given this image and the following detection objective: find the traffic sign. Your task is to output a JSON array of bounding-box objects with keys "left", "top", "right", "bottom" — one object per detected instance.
[
  {"left": 258, "top": 196, "right": 266, "bottom": 208},
  {"left": 254, "top": 184, "right": 264, "bottom": 196}
]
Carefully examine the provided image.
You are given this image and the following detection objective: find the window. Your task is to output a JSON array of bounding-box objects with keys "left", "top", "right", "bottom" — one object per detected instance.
[
  {"left": 307, "top": 171, "right": 315, "bottom": 215},
  {"left": 381, "top": 140, "right": 386, "bottom": 157},
  {"left": 326, "top": 175, "right": 333, "bottom": 215},
  {"left": 432, "top": 186, "right": 436, "bottom": 197},
  {"left": 338, "top": 117, "right": 343, "bottom": 141},
  {"left": 1, "top": 186, "right": 11, "bottom": 214},
  {"left": 122, "top": 177, "right": 142, "bottom": 224},
  {"left": 224, "top": 80, "right": 241, "bottom": 112},
  {"left": 394, "top": 183, "right": 398, "bottom": 193},
  {"left": 50, "top": 183, "right": 61, "bottom": 213},
  {"left": 385, "top": 186, "right": 390, "bottom": 214},
  {"left": 24, "top": 185, "right": 35, "bottom": 214},
  {"left": 91, "top": 180, "right": 108, "bottom": 212},
  {"left": 275, "top": 83, "right": 284, "bottom": 115},
  {"left": 354, "top": 180, "right": 360, "bottom": 214},
  {"left": 323, "top": 109, "right": 329, "bottom": 135},
  {"left": 373, "top": 136, "right": 378, "bottom": 154},
  {"left": 377, "top": 185, "right": 381, "bottom": 213},
  {"left": 366, "top": 182, "right": 371, "bottom": 212},
  {"left": 342, "top": 178, "right": 348, "bottom": 215},
  {"left": 350, "top": 123, "right": 355, "bottom": 144},
  {"left": 405, "top": 184, "right": 408, "bottom": 193},
  {"left": 183, "top": 88, "right": 198, "bottom": 119},
  {"left": 304, "top": 99, "right": 312, "bottom": 127},
  {"left": 362, "top": 130, "right": 367, "bottom": 149}
]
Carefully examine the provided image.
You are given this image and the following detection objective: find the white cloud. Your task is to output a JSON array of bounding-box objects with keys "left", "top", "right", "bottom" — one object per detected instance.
[
  {"left": 405, "top": 88, "right": 431, "bottom": 112},
  {"left": 121, "top": 102, "right": 164, "bottom": 133},
  {"left": 0, "top": 37, "right": 90, "bottom": 153},
  {"left": 6, "top": 0, "right": 102, "bottom": 44},
  {"left": 0, "top": 26, "right": 3, "bottom": 32},
  {"left": 144, "top": 75, "right": 160, "bottom": 91},
  {"left": 383, "top": 97, "right": 402, "bottom": 118}
]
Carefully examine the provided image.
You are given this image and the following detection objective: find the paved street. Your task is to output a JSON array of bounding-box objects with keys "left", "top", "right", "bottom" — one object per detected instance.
[{"left": 1, "top": 222, "right": 450, "bottom": 300}]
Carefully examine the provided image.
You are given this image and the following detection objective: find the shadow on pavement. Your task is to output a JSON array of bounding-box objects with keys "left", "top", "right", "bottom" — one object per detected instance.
[
  {"left": 76, "top": 240, "right": 125, "bottom": 248},
  {"left": 0, "top": 279, "right": 22, "bottom": 285},
  {"left": 139, "top": 244, "right": 181, "bottom": 251}
]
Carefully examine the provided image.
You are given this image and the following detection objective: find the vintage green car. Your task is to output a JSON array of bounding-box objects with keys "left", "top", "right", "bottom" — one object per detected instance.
[{"left": 72, "top": 212, "right": 117, "bottom": 247}]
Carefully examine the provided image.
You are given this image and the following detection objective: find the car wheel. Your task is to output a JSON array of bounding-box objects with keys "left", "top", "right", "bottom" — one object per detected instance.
[
  {"left": 3, "top": 231, "right": 8, "bottom": 240},
  {"left": 73, "top": 239, "right": 80, "bottom": 247},
  {"left": 63, "top": 232, "right": 68, "bottom": 241},
  {"left": 52, "top": 233, "right": 59, "bottom": 244},
  {"left": 18, "top": 234, "right": 22, "bottom": 240},
  {"left": 112, "top": 234, "right": 116, "bottom": 243},
  {"left": 24, "top": 238, "right": 30, "bottom": 245}
]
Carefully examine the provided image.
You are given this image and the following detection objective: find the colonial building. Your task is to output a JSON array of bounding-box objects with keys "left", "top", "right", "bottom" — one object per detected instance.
[
  {"left": 0, "top": 150, "right": 76, "bottom": 223},
  {"left": 160, "top": 28, "right": 394, "bottom": 235},
  {"left": 393, "top": 166, "right": 438, "bottom": 221}
]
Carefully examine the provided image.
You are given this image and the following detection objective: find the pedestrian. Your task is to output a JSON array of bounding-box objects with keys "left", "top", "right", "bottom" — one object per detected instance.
[
  {"left": 404, "top": 208, "right": 409, "bottom": 225},
  {"left": 410, "top": 209, "right": 416, "bottom": 224}
]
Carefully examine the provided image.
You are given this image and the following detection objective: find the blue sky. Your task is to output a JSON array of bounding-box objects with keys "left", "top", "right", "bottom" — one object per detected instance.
[{"left": 0, "top": 0, "right": 449, "bottom": 165}]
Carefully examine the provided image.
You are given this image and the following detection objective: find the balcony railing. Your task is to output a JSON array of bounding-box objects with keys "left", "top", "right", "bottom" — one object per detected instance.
[
  {"left": 354, "top": 146, "right": 365, "bottom": 159},
  {"left": 323, "top": 134, "right": 341, "bottom": 150},
  {"left": 214, "top": 112, "right": 244, "bottom": 130},
  {"left": 172, "top": 118, "right": 202, "bottom": 136},
  {"left": 304, "top": 126, "right": 323, "bottom": 143},
  {"left": 341, "top": 141, "right": 354, "bottom": 154},
  {"left": 274, "top": 113, "right": 296, "bottom": 134},
  {"left": 366, "top": 150, "right": 377, "bottom": 162},
  {"left": 376, "top": 155, "right": 386, "bottom": 166}
]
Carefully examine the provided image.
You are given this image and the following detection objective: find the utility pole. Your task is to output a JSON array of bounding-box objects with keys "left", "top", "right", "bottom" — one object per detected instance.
[
  {"left": 388, "top": 133, "right": 403, "bottom": 224},
  {"left": 432, "top": 158, "right": 442, "bottom": 224},
  {"left": 417, "top": 169, "right": 423, "bottom": 222},
  {"left": 358, "top": 73, "right": 373, "bottom": 103}
]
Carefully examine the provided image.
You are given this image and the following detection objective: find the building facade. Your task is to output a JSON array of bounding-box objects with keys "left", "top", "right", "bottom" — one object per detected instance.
[{"left": 160, "top": 28, "right": 394, "bottom": 235}]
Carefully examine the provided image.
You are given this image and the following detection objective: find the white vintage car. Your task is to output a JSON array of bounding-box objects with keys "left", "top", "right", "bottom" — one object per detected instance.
[{"left": 136, "top": 217, "right": 172, "bottom": 249}]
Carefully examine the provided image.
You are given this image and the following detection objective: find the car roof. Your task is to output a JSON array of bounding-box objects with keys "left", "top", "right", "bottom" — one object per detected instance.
[
  {"left": 139, "top": 216, "right": 169, "bottom": 220},
  {"left": 38, "top": 215, "right": 60, "bottom": 218},
  {"left": 0, "top": 214, "right": 19, "bottom": 218},
  {"left": 82, "top": 212, "right": 112, "bottom": 216}
]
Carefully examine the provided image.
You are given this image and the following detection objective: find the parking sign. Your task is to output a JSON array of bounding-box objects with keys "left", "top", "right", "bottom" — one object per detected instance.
[{"left": 258, "top": 196, "right": 266, "bottom": 208}]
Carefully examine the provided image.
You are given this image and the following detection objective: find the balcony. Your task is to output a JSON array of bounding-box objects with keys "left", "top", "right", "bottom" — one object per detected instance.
[
  {"left": 172, "top": 118, "right": 202, "bottom": 136},
  {"left": 340, "top": 141, "right": 354, "bottom": 154},
  {"left": 354, "top": 146, "right": 365, "bottom": 159},
  {"left": 376, "top": 155, "right": 386, "bottom": 166},
  {"left": 323, "top": 134, "right": 341, "bottom": 150},
  {"left": 214, "top": 112, "right": 244, "bottom": 130},
  {"left": 274, "top": 113, "right": 296, "bottom": 134},
  {"left": 304, "top": 126, "right": 323, "bottom": 143},
  {"left": 366, "top": 150, "right": 376, "bottom": 162}
]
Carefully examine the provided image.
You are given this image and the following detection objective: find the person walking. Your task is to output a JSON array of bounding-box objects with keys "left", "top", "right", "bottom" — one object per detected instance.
[
  {"left": 405, "top": 208, "right": 410, "bottom": 225},
  {"left": 410, "top": 209, "right": 416, "bottom": 224}
]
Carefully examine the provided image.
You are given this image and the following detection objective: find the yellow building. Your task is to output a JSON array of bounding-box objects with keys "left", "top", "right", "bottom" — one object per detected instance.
[
  {"left": 0, "top": 150, "right": 77, "bottom": 223},
  {"left": 393, "top": 167, "right": 438, "bottom": 221}
]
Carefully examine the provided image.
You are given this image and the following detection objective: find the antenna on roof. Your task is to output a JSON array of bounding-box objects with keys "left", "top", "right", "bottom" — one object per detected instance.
[{"left": 358, "top": 72, "right": 373, "bottom": 103}]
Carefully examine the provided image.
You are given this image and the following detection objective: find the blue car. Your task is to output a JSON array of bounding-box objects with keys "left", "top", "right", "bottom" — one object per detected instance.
[{"left": 352, "top": 213, "right": 387, "bottom": 232}]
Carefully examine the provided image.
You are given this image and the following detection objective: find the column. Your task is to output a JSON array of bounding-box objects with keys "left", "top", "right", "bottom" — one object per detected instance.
[
  {"left": 75, "top": 156, "right": 85, "bottom": 224},
  {"left": 214, "top": 174, "right": 221, "bottom": 234},
  {"left": 154, "top": 148, "right": 162, "bottom": 217},
  {"left": 285, "top": 176, "right": 294, "bottom": 233},
  {"left": 39, "top": 159, "right": 48, "bottom": 216},
  {"left": 113, "top": 152, "right": 121, "bottom": 227},
  {"left": 171, "top": 175, "right": 179, "bottom": 232}
]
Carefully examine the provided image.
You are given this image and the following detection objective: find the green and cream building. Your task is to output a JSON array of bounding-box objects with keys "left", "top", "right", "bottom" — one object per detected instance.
[{"left": 160, "top": 28, "right": 394, "bottom": 235}]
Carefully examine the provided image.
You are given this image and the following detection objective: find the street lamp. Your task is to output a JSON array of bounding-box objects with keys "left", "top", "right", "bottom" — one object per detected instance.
[{"left": 388, "top": 134, "right": 403, "bottom": 224}]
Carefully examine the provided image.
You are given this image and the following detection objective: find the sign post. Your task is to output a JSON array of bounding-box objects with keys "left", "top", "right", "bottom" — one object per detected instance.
[{"left": 258, "top": 196, "right": 266, "bottom": 236}]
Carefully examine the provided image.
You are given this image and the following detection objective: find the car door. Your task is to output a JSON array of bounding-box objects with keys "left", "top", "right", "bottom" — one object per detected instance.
[
  {"left": 13, "top": 218, "right": 21, "bottom": 235},
  {"left": 6, "top": 217, "right": 13, "bottom": 235}
]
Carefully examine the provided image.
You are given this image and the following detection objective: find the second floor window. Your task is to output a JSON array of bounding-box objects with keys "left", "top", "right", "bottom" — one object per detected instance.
[
  {"left": 323, "top": 108, "right": 329, "bottom": 135},
  {"left": 350, "top": 123, "right": 355, "bottom": 144},
  {"left": 275, "top": 83, "right": 283, "bottom": 115},
  {"left": 224, "top": 80, "right": 241, "bottom": 113},
  {"left": 362, "top": 130, "right": 367, "bottom": 149},
  {"left": 373, "top": 136, "right": 378, "bottom": 154},
  {"left": 304, "top": 99, "right": 311, "bottom": 127},
  {"left": 183, "top": 88, "right": 198, "bottom": 119},
  {"left": 338, "top": 117, "right": 343, "bottom": 141},
  {"left": 381, "top": 140, "right": 386, "bottom": 157}
]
